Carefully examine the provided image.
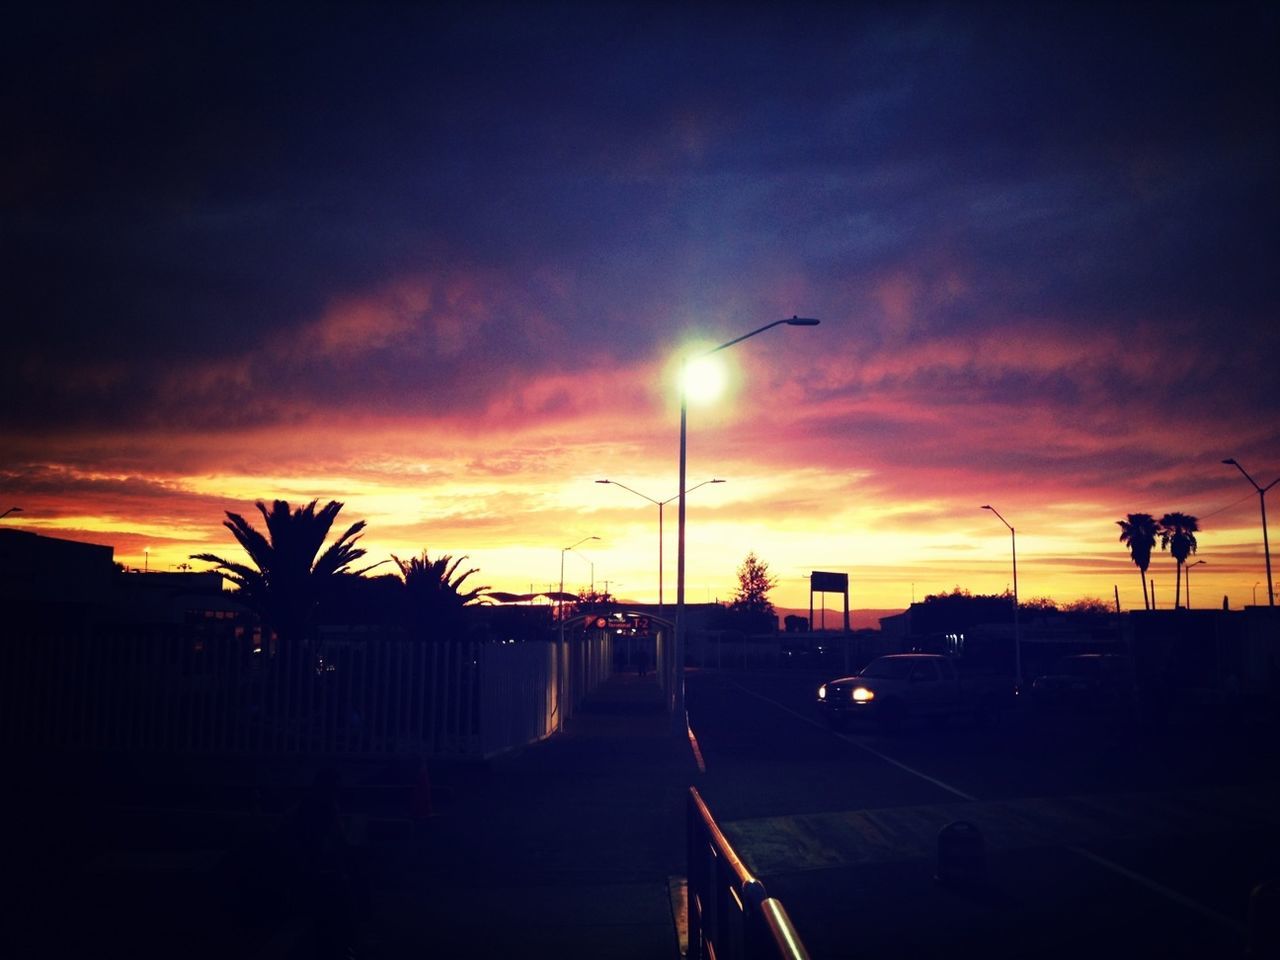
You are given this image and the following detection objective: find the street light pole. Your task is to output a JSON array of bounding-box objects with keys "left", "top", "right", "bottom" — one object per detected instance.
[
  {"left": 596, "top": 478, "right": 724, "bottom": 611},
  {"left": 982, "top": 505, "right": 1022, "bottom": 693},
  {"left": 1222, "top": 458, "right": 1278, "bottom": 607},
  {"left": 1186, "top": 559, "right": 1205, "bottom": 609},
  {"left": 559, "top": 536, "right": 599, "bottom": 644},
  {"left": 675, "top": 317, "right": 819, "bottom": 724},
  {"left": 0, "top": 507, "right": 22, "bottom": 521}
]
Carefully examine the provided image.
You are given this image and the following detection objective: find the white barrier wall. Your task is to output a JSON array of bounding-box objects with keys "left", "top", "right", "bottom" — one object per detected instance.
[{"left": 0, "top": 631, "right": 615, "bottom": 760}]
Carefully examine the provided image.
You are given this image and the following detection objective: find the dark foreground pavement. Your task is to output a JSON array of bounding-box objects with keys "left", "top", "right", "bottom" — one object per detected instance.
[
  {"left": 368, "top": 672, "right": 697, "bottom": 959},
  {"left": 11, "top": 672, "right": 699, "bottom": 959}
]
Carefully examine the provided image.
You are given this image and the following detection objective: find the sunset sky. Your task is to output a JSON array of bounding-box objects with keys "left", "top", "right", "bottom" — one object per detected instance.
[{"left": 5, "top": 3, "right": 1278, "bottom": 615}]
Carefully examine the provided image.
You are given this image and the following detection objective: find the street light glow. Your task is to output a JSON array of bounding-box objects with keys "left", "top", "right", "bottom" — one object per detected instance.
[{"left": 683, "top": 355, "right": 727, "bottom": 404}]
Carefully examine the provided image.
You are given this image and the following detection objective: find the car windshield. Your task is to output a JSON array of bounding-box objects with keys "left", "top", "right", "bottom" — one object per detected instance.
[
  {"left": 859, "top": 657, "right": 918, "bottom": 680},
  {"left": 1053, "top": 657, "right": 1101, "bottom": 677}
]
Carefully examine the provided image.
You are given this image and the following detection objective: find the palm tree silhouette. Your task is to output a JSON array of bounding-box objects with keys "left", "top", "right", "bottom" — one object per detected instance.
[
  {"left": 1116, "top": 513, "right": 1159, "bottom": 610},
  {"left": 1157, "top": 512, "right": 1200, "bottom": 610},
  {"left": 393, "top": 550, "right": 490, "bottom": 640},
  {"left": 192, "top": 499, "right": 369, "bottom": 645}
]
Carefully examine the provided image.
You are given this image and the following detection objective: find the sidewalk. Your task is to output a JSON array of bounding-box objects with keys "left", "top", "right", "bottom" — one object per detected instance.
[{"left": 364, "top": 670, "right": 699, "bottom": 958}]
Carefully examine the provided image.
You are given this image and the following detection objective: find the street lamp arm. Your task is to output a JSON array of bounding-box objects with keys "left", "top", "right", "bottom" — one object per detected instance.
[
  {"left": 660, "top": 478, "right": 725, "bottom": 506},
  {"left": 596, "top": 479, "right": 661, "bottom": 506},
  {"left": 1222, "top": 458, "right": 1258, "bottom": 490},
  {"left": 599, "top": 477, "right": 725, "bottom": 507},
  {"left": 1223, "top": 458, "right": 1279, "bottom": 493},
  {"left": 699, "top": 317, "right": 821, "bottom": 357},
  {"left": 981, "top": 504, "right": 1013, "bottom": 533}
]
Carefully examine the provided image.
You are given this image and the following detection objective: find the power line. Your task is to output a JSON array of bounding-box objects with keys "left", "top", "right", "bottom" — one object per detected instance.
[{"left": 1199, "top": 490, "right": 1257, "bottom": 521}]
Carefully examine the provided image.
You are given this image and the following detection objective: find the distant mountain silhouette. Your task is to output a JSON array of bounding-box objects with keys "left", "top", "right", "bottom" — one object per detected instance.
[{"left": 774, "top": 607, "right": 903, "bottom": 631}]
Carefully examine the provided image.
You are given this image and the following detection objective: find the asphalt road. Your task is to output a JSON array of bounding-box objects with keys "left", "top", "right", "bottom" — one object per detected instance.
[{"left": 685, "top": 667, "right": 1280, "bottom": 959}]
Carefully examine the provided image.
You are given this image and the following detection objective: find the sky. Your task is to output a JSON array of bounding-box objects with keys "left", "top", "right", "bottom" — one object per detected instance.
[{"left": 4, "top": 2, "right": 1278, "bottom": 615}]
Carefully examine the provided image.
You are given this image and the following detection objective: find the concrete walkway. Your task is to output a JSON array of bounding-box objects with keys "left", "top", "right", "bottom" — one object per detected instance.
[{"left": 366, "top": 670, "right": 697, "bottom": 958}]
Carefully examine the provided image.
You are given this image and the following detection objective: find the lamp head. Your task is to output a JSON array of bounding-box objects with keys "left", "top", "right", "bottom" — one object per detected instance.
[
  {"left": 710, "top": 478, "right": 725, "bottom": 483},
  {"left": 595, "top": 479, "right": 611, "bottom": 484},
  {"left": 981, "top": 505, "right": 993, "bottom": 510},
  {"left": 785, "top": 316, "right": 820, "bottom": 326},
  {"left": 1222, "top": 458, "right": 1236, "bottom": 465}
]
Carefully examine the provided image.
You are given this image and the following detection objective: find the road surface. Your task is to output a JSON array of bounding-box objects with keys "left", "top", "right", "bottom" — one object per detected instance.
[{"left": 686, "top": 667, "right": 1280, "bottom": 959}]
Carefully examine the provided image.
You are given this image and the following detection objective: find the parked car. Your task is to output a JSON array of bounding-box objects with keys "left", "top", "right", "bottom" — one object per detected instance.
[
  {"left": 781, "top": 636, "right": 834, "bottom": 667},
  {"left": 1028, "top": 653, "right": 1135, "bottom": 712},
  {"left": 817, "top": 653, "right": 1013, "bottom": 730}
]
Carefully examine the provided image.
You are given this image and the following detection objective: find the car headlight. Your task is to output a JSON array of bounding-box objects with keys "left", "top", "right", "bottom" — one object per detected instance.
[
  {"left": 852, "top": 687, "right": 874, "bottom": 702},
  {"left": 818, "top": 684, "right": 827, "bottom": 699}
]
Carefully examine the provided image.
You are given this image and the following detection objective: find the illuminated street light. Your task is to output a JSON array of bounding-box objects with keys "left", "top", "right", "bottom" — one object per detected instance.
[
  {"left": 596, "top": 478, "right": 725, "bottom": 611},
  {"left": 1222, "top": 458, "right": 1278, "bottom": 607},
  {"left": 982, "top": 504, "right": 1022, "bottom": 693},
  {"left": 676, "top": 316, "right": 819, "bottom": 723},
  {"left": 1186, "top": 559, "right": 1206, "bottom": 609}
]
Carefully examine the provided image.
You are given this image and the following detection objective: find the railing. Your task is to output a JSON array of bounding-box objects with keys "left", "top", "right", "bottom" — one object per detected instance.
[
  {"left": 0, "top": 631, "right": 614, "bottom": 760},
  {"left": 687, "top": 786, "right": 812, "bottom": 960}
]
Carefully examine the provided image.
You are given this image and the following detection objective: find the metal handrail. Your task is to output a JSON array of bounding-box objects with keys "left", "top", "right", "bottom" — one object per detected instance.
[{"left": 687, "top": 786, "right": 812, "bottom": 960}]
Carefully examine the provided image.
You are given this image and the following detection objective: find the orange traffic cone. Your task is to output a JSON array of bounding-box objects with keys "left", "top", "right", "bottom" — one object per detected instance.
[{"left": 410, "top": 758, "right": 433, "bottom": 820}]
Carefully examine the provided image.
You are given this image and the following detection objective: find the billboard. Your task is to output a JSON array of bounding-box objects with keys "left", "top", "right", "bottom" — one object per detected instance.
[{"left": 810, "top": 571, "right": 848, "bottom": 593}]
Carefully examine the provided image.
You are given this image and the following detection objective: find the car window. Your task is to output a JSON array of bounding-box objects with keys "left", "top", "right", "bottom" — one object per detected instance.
[
  {"left": 1055, "top": 657, "right": 1100, "bottom": 677},
  {"left": 909, "top": 662, "right": 938, "bottom": 682},
  {"left": 860, "top": 657, "right": 916, "bottom": 680},
  {"left": 1102, "top": 657, "right": 1134, "bottom": 677}
]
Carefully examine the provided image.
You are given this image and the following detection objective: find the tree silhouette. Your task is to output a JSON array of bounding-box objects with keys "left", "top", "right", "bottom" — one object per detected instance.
[
  {"left": 1117, "top": 513, "right": 1159, "bottom": 610},
  {"left": 1158, "top": 512, "right": 1199, "bottom": 610},
  {"left": 1061, "top": 597, "right": 1113, "bottom": 615},
  {"left": 575, "top": 586, "right": 616, "bottom": 616},
  {"left": 730, "top": 551, "right": 778, "bottom": 631},
  {"left": 393, "top": 550, "right": 489, "bottom": 640},
  {"left": 192, "top": 499, "right": 369, "bottom": 645}
]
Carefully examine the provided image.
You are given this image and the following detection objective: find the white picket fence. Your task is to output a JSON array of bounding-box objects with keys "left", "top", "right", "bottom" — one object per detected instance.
[{"left": 0, "top": 630, "right": 614, "bottom": 760}]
